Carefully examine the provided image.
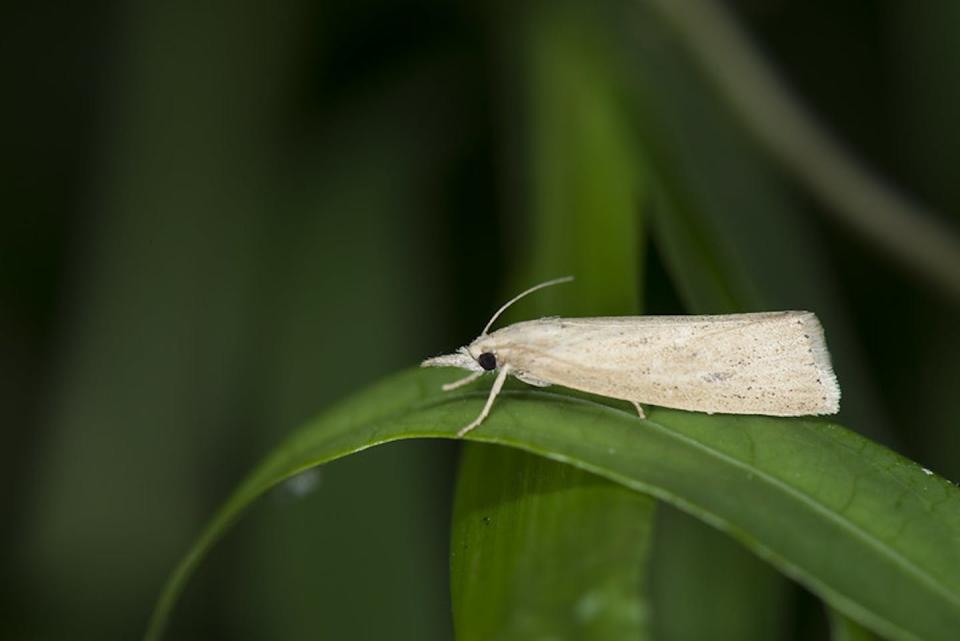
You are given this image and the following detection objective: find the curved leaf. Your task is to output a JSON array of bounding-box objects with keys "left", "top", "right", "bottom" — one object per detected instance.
[{"left": 146, "top": 368, "right": 960, "bottom": 641}]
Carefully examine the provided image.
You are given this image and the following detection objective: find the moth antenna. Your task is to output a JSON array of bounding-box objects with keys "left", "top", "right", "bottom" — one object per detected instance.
[{"left": 481, "top": 276, "right": 574, "bottom": 336}]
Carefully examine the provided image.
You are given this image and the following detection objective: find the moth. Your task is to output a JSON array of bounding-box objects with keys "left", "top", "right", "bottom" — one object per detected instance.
[{"left": 422, "top": 277, "right": 841, "bottom": 437}]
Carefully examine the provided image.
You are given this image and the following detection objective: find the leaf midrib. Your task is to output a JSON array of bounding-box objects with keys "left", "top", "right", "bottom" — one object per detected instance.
[
  {"left": 425, "top": 389, "right": 959, "bottom": 612},
  {"left": 279, "top": 388, "right": 959, "bottom": 613},
  {"left": 638, "top": 413, "right": 959, "bottom": 609}
]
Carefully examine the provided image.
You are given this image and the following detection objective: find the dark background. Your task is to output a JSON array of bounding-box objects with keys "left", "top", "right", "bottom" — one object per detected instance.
[{"left": 3, "top": 1, "right": 959, "bottom": 639}]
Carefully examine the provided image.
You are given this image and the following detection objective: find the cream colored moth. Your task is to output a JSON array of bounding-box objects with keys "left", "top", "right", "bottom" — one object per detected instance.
[{"left": 422, "top": 277, "right": 841, "bottom": 437}]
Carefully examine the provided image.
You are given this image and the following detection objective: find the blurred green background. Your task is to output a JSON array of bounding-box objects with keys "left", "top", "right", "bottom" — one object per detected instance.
[{"left": 4, "top": 1, "right": 960, "bottom": 640}]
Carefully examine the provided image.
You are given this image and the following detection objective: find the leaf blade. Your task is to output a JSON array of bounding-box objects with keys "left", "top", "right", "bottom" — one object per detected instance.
[
  {"left": 451, "top": 446, "right": 652, "bottom": 641},
  {"left": 147, "top": 368, "right": 960, "bottom": 641}
]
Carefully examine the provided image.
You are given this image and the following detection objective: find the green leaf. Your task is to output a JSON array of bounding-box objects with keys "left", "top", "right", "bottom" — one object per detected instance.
[
  {"left": 649, "top": 505, "right": 790, "bottom": 641},
  {"left": 147, "top": 367, "right": 960, "bottom": 641},
  {"left": 830, "top": 610, "right": 884, "bottom": 641},
  {"left": 451, "top": 445, "right": 652, "bottom": 640},
  {"left": 447, "top": 5, "right": 652, "bottom": 641},
  {"left": 521, "top": 4, "right": 642, "bottom": 318}
]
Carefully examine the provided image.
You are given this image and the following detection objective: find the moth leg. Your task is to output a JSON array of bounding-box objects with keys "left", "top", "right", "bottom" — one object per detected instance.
[
  {"left": 442, "top": 371, "right": 483, "bottom": 392},
  {"left": 631, "top": 401, "right": 646, "bottom": 419},
  {"left": 457, "top": 366, "right": 511, "bottom": 438}
]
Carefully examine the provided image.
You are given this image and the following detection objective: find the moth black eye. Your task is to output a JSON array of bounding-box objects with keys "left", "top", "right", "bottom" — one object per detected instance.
[{"left": 478, "top": 352, "right": 497, "bottom": 371}]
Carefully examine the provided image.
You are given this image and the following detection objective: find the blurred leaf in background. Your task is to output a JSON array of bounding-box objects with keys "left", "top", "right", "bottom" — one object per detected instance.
[{"left": 450, "top": 4, "right": 652, "bottom": 641}]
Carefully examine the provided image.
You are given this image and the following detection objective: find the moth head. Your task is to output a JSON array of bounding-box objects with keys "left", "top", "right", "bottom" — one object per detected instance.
[
  {"left": 421, "top": 276, "right": 573, "bottom": 375},
  {"left": 421, "top": 341, "right": 500, "bottom": 372},
  {"left": 476, "top": 351, "right": 497, "bottom": 371},
  {"left": 467, "top": 336, "right": 499, "bottom": 371}
]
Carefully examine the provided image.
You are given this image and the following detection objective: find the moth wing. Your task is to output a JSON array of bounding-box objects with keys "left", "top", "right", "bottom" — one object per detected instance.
[
  {"left": 489, "top": 313, "right": 839, "bottom": 416},
  {"left": 514, "top": 371, "right": 552, "bottom": 387}
]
